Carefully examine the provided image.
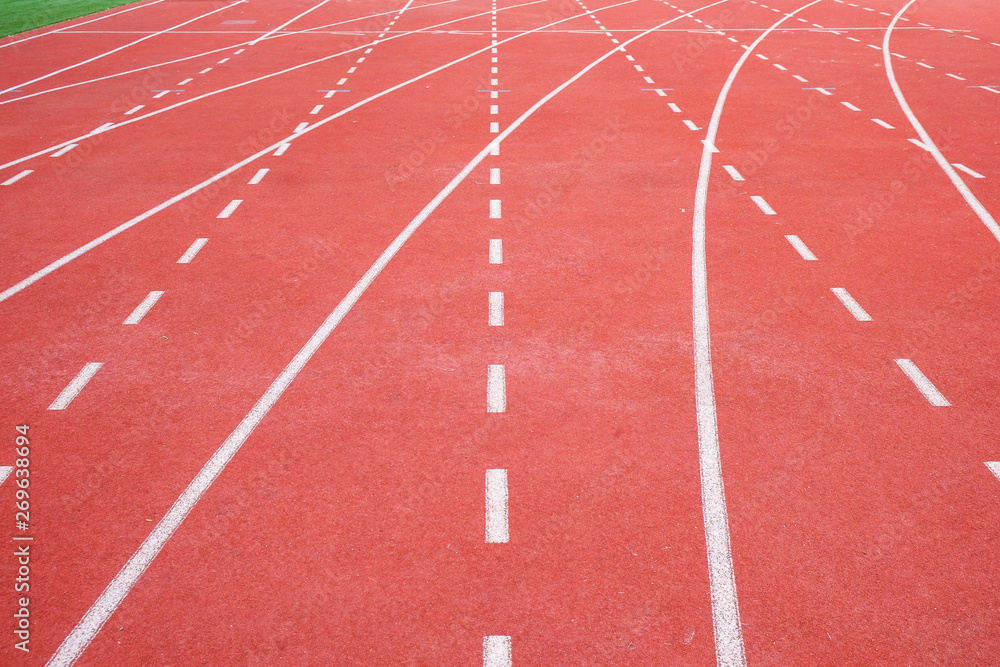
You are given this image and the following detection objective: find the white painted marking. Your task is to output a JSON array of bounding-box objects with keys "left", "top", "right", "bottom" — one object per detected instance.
[
  {"left": 217, "top": 58, "right": 230, "bottom": 64},
  {"left": 249, "top": 168, "right": 269, "bottom": 185},
  {"left": 784, "top": 235, "right": 817, "bottom": 260},
  {"left": 123, "top": 291, "right": 165, "bottom": 325},
  {"left": 0, "top": 467, "right": 11, "bottom": 487},
  {"left": 634, "top": 64, "right": 644, "bottom": 71},
  {"left": 792, "top": 74, "right": 808, "bottom": 82},
  {"left": 872, "top": 118, "right": 895, "bottom": 129},
  {"left": 492, "top": 66, "right": 498, "bottom": 73},
  {"left": 324, "top": 90, "right": 336, "bottom": 98},
  {"left": 683, "top": 119, "right": 699, "bottom": 130},
  {"left": 485, "top": 469, "right": 509, "bottom": 542},
  {"left": 1, "top": 170, "right": 32, "bottom": 186},
  {"left": 491, "top": 78, "right": 499, "bottom": 85},
  {"left": 840, "top": 101, "right": 860, "bottom": 111},
  {"left": 964, "top": 34, "right": 979, "bottom": 40},
  {"left": 750, "top": 195, "right": 776, "bottom": 214},
  {"left": 124, "top": 104, "right": 144, "bottom": 115},
  {"left": 487, "top": 365, "right": 506, "bottom": 412},
  {"left": 364, "top": 48, "right": 373, "bottom": 54},
  {"left": 348, "top": 67, "right": 357, "bottom": 73},
  {"left": 644, "top": 76, "right": 655, "bottom": 83},
  {"left": 489, "top": 239, "right": 502, "bottom": 263},
  {"left": 274, "top": 143, "right": 291, "bottom": 156},
  {"left": 756, "top": 53, "right": 768, "bottom": 60},
  {"left": 490, "top": 90, "right": 499, "bottom": 98},
  {"left": 813, "top": 87, "right": 832, "bottom": 95},
  {"left": 483, "top": 636, "right": 512, "bottom": 667},
  {"left": 626, "top": 54, "right": 634, "bottom": 61},
  {"left": 847, "top": 36, "right": 860, "bottom": 42},
  {"left": 491, "top": 104, "right": 499, "bottom": 114},
  {"left": 490, "top": 199, "right": 501, "bottom": 218},
  {"left": 48, "top": 363, "right": 102, "bottom": 410},
  {"left": 490, "top": 122, "right": 500, "bottom": 133},
  {"left": 294, "top": 121, "right": 309, "bottom": 133},
  {"left": 356, "top": 57, "right": 365, "bottom": 63},
  {"left": 217, "top": 200, "right": 243, "bottom": 218},
  {"left": 490, "top": 168, "right": 500, "bottom": 184},
  {"left": 723, "top": 165, "right": 743, "bottom": 181},
  {"left": 50, "top": 144, "right": 78, "bottom": 158},
  {"left": 891, "top": 52, "right": 906, "bottom": 58},
  {"left": 908, "top": 138, "right": 930, "bottom": 150},
  {"left": 337, "top": 77, "right": 348, "bottom": 85},
  {"left": 668, "top": 102, "right": 681, "bottom": 112},
  {"left": 199, "top": 68, "right": 212, "bottom": 74},
  {"left": 235, "top": 48, "right": 245, "bottom": 54},
  {"left": 249, "top": 0, "right": 334, "bottom": 46},
  {"left": 895, "top": 359, "right": 950, "bottom": 406},
  {"left": 178, "top": 78, "right": 193, "bottom": 86},
  {"left": 489, "top": 292, "right": 504, "bottom": 326},
  {"left": 951, "top": 163, "right": 984, "bottom": 179},
  {"left": 945, "top": 73, "right": 966, "bottom": 80},
  {"left": 310, "top": 104, "right": 323, "bottom": 114},
  {"left": 727, "top": 36, "right": 738, "bottom": 43},
  {"left": 830, "top": 287, "right": 871, "bottom": 321},
  {"left": 986, "top": 462, "right": 1000, "bottom": 482},
  {"left": 177, "top": 238, "right": 208, "bottom": 263}
]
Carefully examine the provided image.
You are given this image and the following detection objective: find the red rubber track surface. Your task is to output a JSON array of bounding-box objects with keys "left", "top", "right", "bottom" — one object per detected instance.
[{"left": 0, "top": 0, "right": 998, "bottom": 664}]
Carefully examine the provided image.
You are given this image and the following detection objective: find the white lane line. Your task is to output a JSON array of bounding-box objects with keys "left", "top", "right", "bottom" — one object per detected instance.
[
  {"left": 491, "top": 104, "right": 499, "bottom": 114},
  {"left": 490, "top": 199, "right": 502, "bottom": 218},
  {"left": 48, "top": 363, "right": 102, "bottom": 410},
  {"left": 485, "top": 469, "right": 509, "bottom": 542},
  {"left": 895, "top": 359, "right": 950, "bottom": 406},
  {"left": 871, "top": 118, "right": 895, "bottom": 129},
  {"left": 634, "top": 64, "right": 644, "bottom": 71},
  {"left": 50, "top": 144, "right": 78, "bottom": 157},
  {"left": 488, "top": 365, "right": 506, "bottom": 412},
  {"left": 153, "top": 90, "right": 170, "bottom": 99},
  {"left": 489, "top": 292, "right": 504, "bottom": 326},
  {"left": 347, "top": 66, "right": 357, "bottom": 73},
  {"left": 683, "top": 119, "right": 700, "bottom": 130},
  {"left": 784, "top": 235, "right": 817, "bottom": 260},
  {"left": 867, "top": 43, "right": 881, "bottom": 50},
  {"left": 885, "top": 2, "right": 1000, "bottom": 245},
  {"left": 124, "top": 104, "right": 144, "bottom": 115},
  {"left": 490, "top": 167, "right": 500, "bottom": 184},
  {"left": 177, "top": 238, "right": 208, "bottom": 263},
  {"left": 337, "top": 77, "right": 348, "bottom": 85},
  {"left": 830, "top": 287, "right": 872, "bottom": 321},
  {"left": 908, "top": 137, "right": 930, "bottom": 150},
  {"left": 964, "top": 34, "right": 979, "bottom": 40},
  {"left": 0, "top": 0, "right": 166, "bottom": 51},
  {"left": 489, "top": 239, "right": 503, "bottom": 263},
  {"left": 792, "top": 74, "right": 808, "bottom": 82},
  {"left": 668, "top": 102, "right": 681, "bottom": 112},
  {"left": 356, "top": 57, "right": 365, "bottom": 63},
  {"left": 490, "top": 122, "right": 500, "bottom": 133},
  {"left": 723, "top": 165, "right": 744, "bottom": 181},
  {"left": 310, "top": 104, "right": 323, "bottom": 114},
  {"left": 123, "top": 291, "right": 165, "bottom": 325},
  {"left": 755, "top": 53, "right": 768, "bottom": 60},
  {"left": 847, "top": 36, "right": 860, "bottom": 42},
  {"left": 484, "top": 636, "right": 512, "bottom": 667},
  {"left": 249, "top": 0, "right": 333, "bottom": 45},
  {"left": 891, "top": 52, "right": 906, "bottom": 58},
  {"left": 812, "top": 87, "right": 832, "bottom": 95},
  {"left": 986, "top": 462, "right": 1000, "bottom": 482},
  {"left": 274, "top": 143, "right": 291, "bottom": 156},
  {"left": 178, "top": 78, "right": 193, "bottom": 86},
  {"left": 294, "top": 121, "right": 309, "bottom": 133},
  {"left": 840, "top": 101, "right": 860, "bottom": 111},
  {"left": 750, "top": 195, "right": 776, "bottom": 214},
  {"left": 945, "top": 73, "right": 966, "bottom": 80},
  {"left": 1, "top": 170, "right": 32, "bottom": 186},
  {"left": 951, "top": 163, "right": 984, "bottom": 179},
  {"left": 199, "top": 68, "right": 213, "bottom": 74},
  {"left": 249, "top": 168, "right": 269, "bottom": 184},
  {"left": 217, "top": 200, "right": 243, "bottom": 218}
]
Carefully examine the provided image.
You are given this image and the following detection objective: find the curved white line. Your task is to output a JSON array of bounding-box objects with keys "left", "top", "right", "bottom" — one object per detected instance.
[
  {"left": 884, "top": 1, "right": 1000, "bottom": 243},
  {"left": 691, "top": 1, "right": 823, "bottom": 665},
  {"left": 0, "top": 0, "right": 166, "bottom": 49}
]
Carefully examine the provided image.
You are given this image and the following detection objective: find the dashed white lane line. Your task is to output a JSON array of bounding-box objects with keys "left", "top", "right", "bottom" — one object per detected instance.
[
  {"left": 217, "top": 199, "right": 243, "bottom": 218},
  {"left": 867, "top": 44, "right": 880, "bottom": 50},
  {"left": 792, "top": 74, "right": 808, "bottom": 82},
  {"left": 945, "top": 73, "right": 966, "bottom": 81},
  {"left": 773, "top": 63, "right": 787, "bottom": 70},
  {"left": 755, "top": 53, "right": 768, "bottom": 60},
  {"left": 634, "top": 64, "right": 644, "bottom": 71},
  {"left": 895, "top": 359, "right": 950, "bottom": 406},
  {"left": 812, "top": 87, "right": 832, "bottom": 95},
  {"left": 310, "top": 104, "right": 323, "bottom": 114},
  {"left": 964, "top": 34, "right": 979, "bottom": 40},
  {"left": 489, "top": 238, "right": 503, "bottom": 263},
  {"left": 491, "top": 104, "right": 499, "bottom": 114},
  {"left": 643, "top": 76, "right": 655, "bottom": 84},
  {"left": 750, "top": 195, "right": 776, "bottom": 214},
  {"left": 485, "top": 469, "right": 509, "bottom": 542},
  {"left": 274, "top": 143, "right": 291, "bottom": 156},
  {"left": 177, "top": 238, "right": 208, "bottom": 263},
  {"left": 217, "top": 57, "right": 230, "bottom": 64},
  {"left": 124, "top": 104, "right": 144, "bottom": 115},
  {"left": 847, "top": 36, "right": 860, "bottom": 42},
  {"left": 908, "top": 137, "right": 930, "bottom": 150},
  {"left": 50, "top": 144, "right": 78, "bottom": 157},
  {"left": 490, "top": 122, "right": 500, "bottom": 133},
  {"left": 153, "top": 90, "right": 171, "bottom": 99},
  {"left": 1, "top": 170, "right": 32, "bottom": 186},
  {"left": 683, "top": 119, "right": 700, "bottom": 130},
  {"left": 294, "top": 121, "right": 309, "bottom": 133},
  {"left": 830, "top": 287, "right": 872, "bottom": 321},
  {"left": 841, "top": 101, "right": 860, "bottom": 111},
  {"left": 199, "top": 68, "right": 212, "bottom": 74},
  {"left": 248, "top": 168, "right": 269, "bottom": 184},
  {"left": 951, "top": 163, "right": 985, "bottom": 179},
  {"left": 487, "top": 365, "right": 506, "bottom": 412},
  {"left": 986, "top": 462, "right": 1000, "bottom": 482},
  {"left": 483, "top": 636, "right": 512, "bottom": 667},
  {"left": 337, "top": 77, "right": 348, "bottom": 85},
  {"left": 784, "top": 235, "right": 817, "bottom": 260},
  {"left": 347, "top": 66, "right": 357, "bottom": 73},
  {"left": 123, "top": 291, "right": 165, "bottom": 325},
  {"left": 489, "top": 291, "right": 504, "bottom": 325},
  {"left": 872, "top": 118, "right": 895, "bottom": 129},
  {"left": 178, "top": 78, "right": 193, "bottom": 86},
  {"left": 48, "top": 362, "right": 102, "bottom": 410},
  {"left": 723, "top": 165, "right": 744, "bottom": 181},
  {"left": 490, "top": 167, "right": 500, "bottom": 184},
  {"left": 490, "top": 199, "right": 501, "bottom": 218},
  {"left": 668, "top": 102, "right": 681, "bottom": 112}
]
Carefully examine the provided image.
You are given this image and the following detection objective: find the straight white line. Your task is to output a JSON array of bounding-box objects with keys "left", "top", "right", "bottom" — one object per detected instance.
[
  {"left": 217, "top": 200, "right": 242, "bottom": 218},
  {"left": 884, "top": 2, "right": 1000, "bottom": 245},
  {"left": 178, "top": 78, "right": 193, "bottom": 85},
  {"left": 152, "top": 90, "right": 170, "bottom": 99},
  {"left": 490, "top": 167, "right": 500, "bottom": 184},
  {"left": 644, "top": 76, "right": 655, "bottom": 83},
  {"left": 792, "top": 74, "right": 808, "bottom": 82},
  {"left": 634, "top": 64, "right": 644, "bottom": 71},
  {"left": 490, "top": 199, "right": 501, "bottom": 218},
  {"left": 1, "top": 170, "right": 32, "bottom": 185},
  {"left": 123, "top": 291, "right": 165, "bottom": 325},
  {"left": 490, "top": 104, "right": 498, "bottom": 113},
  {"left": 895, "top": 358, "right": 950, "bottom": 406},
  {"left": 310, "top": 104, "right": 323, "bottom": 114},
  {"left": 490, "top": 121, "right": 500, "bottom": 133},
  {"left": 294, "top": 121, "right": 309, "bottom": 133},
  {"left": 683, "top": 119, "right": 700, "bottom": 130},
  {"left": 248, "top": 168, "right": 269, "bottom": 184},
  {"left": 250, "top": 0, "right": 332, "bottom": 46},
  {"left": 830, "top": 287, "right": 872, "bottom": 320},
  {"left": 199, "top": 67, "right": 213, "bottom": 74},
  {"left": 0, "top": 0, "right": 167, "bottom": 50},
  {"left": 488, "top": 365, "right": 506, "bottom": 412},
  {"left": 945, "top": 72, "right": 965, "bottom": 80},
  {"left": 51, "top": 144, "right": 78, "bottom": 157},
  {"left": 274, "top": 143, "right": 291, "bottom": 156},
  {"left": 668, "top": 102, "right": 681, "bottom": 112},
  {"left": 485, "top": 469, "right": 509, "bottom": 542},
  {"left": 813, "top": 87, "right": 832, "bottom": 95},
  {"left": 347, "top": 66, "right": 357, "bottom": 73},
  {"left": 489, "top": 292, "right": 504, "bottom": 326},
  {"left": 840, "top": 101, "right": 860, "bottom": 111},
  {"left": 755, "top": 53, "right": 768, "bottom": 59},
  {"left": 871, "top": 118, "right": 894, "bottom": 129},
  {"left": 48, "top": 363, "right": 102, "bottom": 410},
  {"left": 951, "top": 163, "right": 984, "bottom": 179},
  {"left": 750, "top": 195, "right": 776, "bottom": 214},
  {"left": 489, "top": 239, "right": 503, "bottom": 263},
  {"left": 723, "top": 165, "right": 744, "bottom": 181},
  {"left": 124, "top": 104, "right": 144, "bottom": 114},
  {"left": 784, "top": 235, "right": 817, "bottom": 260},
  {"left": 176, "top": 238, "right": 208, "bottom": 263},
  {"left": 986, "top": 462, "right": 1000, "bottom": 482},
  {"left": 908, "top": 137, "right": 929, "bottom": 150},
  {"left": 964, "top": 34, "right": 979, "bottom": 40},
  {"left": 483, "top": 636, "right": 512, "bottom": 667}
]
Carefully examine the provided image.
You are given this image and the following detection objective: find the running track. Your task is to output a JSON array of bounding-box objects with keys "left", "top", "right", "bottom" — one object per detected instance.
[{"left": 1, "top": 0, "right": 998, "bottom": 664}]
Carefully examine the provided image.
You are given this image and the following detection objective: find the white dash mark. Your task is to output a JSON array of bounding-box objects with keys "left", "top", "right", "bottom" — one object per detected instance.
[
  {"left": 490, "top": 168, "right": 500, "bottom": 184},
  {"left": 847, "top": 36, "right": 860, "bottom": 42},
  {"left": 668, "top": 102, "right": 681, "bottom": 112},
  {"left": 491, "top": 78, "right": 499, "bottom": 85},
  {"left": 750, "top": 195, "right": 776, "bottom": 215},
  {"left": 364, "top": 48, "right": 373, "bottom": 54},
  {"left": 895, "top": 359, "right": 950, "bottom": 406},
  {"left": 908, "top": 138, "right": 930, "bottom": 151},
  {"left": 723, "top": 165, "right": 744, "bottom": 181},
  {"left": 945, "top": 73, "right": 966, "bottom": 80},
  {"left": 490, "top": 143, "right": 499, "bottom": 156},
  {"left": 356, "top": 57, "right": 365, "bottom": 63},
  {"left": 490, "top": 122, "right": 500, "bottom": 133},
  {"left": 178, "top": 78, "right": 193, "bottom": 85},
  {"left": 756, "top": 53, "right": 768, "bottom": 60},
  {"left": 491, "top": 104, "right": 499, "bottom": 114},
  {"left": 487, "top": 365, "right": 506, "bottom": 412},
  {"left": 485, "top": 469, "right": 509, "bottom": 543},
  {"left": 217, "top": 200, "right": 242, "bottom": 218},
  {"left": 123, "top": 291, "right": 165, "bottom": 325},
  {"left": 986, "top": 462, "right": 1000, "bottom": 482},
  {"left": 489, "top": 239, "right": 502, "bottom": 264},
  {"left": 891, "top": 52, "right": 906, "bottom": 58},
  {"left": 347, "top": 67, "right": 357, "bottom": 73},
  {"left": 177, "top": 238, "right": 208, "bottom": 263},
  {"left": 867, "top": 44, "right": 881, "bottom": 50},
  {"left": 964, "top": 34, "right": 979, "bottom": 40},
  {"left": 294, "top": 121, "right": 309, "bottom": 134},
  {"left": 872, "top": 118, "right": 895, "bottom": 129},
  {"left": 217, "top": 57, "right": 229, "bottom": 64},
  {"left": 483, "top": 635, "right": 512, "bottom": 667},
  {"left": 1, "top": 170, "right": 33, "bottom": 186},
  {"left": 644, "top": 76, "right": 655, "bottom": 84},
  {"left": 51, "top": 144, "right": 78, "bottom": 157},
  {"left": 792, "top": 74, "right": 808, "bottom": 82},
  {"left": 634, "top": 64, "right": 644, "bottom": 71},
  {"left": 249, "top": 168, "right": 269, "bottom": 185},
  {"left": 813, "top": 88, "right": 832, "bottom": 95},
  {"left": 199, "top": 68, "right": 212, "bottom": 74},
  {"left": 490, "top": 199, "right": 501, "bottom": 218},
  {"left": 48, "top": 362, "right": 102, "bottom": 410},
  {"left": 274, "top": 143, "right": 291, "bottom": 156},
  {"left": 124, "top": 104, "right": 144, "bottom": 115},
  {"left": 489, "top": 292, "right": 504, "bottom": 326},
  {"left": 784, "top": 235, "right": 817, "bottom": 260},
  {"left": 683, "top": 119, "right": 699, "bottom": 131},
  {"left": 830, "top": 287, "right": 872, "bottom": 321},
  {"left": 951, "top": 163, "right": 985, "bottom": 179},
  {"left": 153, "top": 90, "right": 170, "bottom": 98},
  {"left": 337, "top": 77, "right": 348, "bottom": 85},
  {"left": 310, "top": 104, "right": 323, "bottom": 114},
  {"left": 841, "top": 101, "right": 861, "bottom": 111},
  {"left": 91, "top": 122, "right": 114, "bottom": 134}
]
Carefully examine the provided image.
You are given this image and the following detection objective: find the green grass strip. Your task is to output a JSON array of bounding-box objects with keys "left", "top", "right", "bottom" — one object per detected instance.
[{"left": 0, "top": 0, "right": 144, "bottom": 39}]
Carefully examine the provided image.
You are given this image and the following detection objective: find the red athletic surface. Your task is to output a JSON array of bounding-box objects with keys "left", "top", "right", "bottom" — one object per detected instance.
[{"left": 1, "top": 0, "right": 999, "bottom": 664}]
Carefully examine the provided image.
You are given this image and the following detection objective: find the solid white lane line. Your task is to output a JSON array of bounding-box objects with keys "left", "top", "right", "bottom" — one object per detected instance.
[
  {"left": 1, "top": 170, "right": 32, "bottom": 186},
  {"left": 945, "top": 73, "right": 965, "bottom": 80},
  {"left": 217, "top": 200, "right": 242, "bottom": 218},
  {"left": 178, "top": 78, "right": 193, "bottom": 86},
  {"left": 124, "top": 104, "right": 144, "bottom": 114},
  {"left": 489, "top": 292, "right": 504, "bottom": 326},
  {"left": 50, "top": 144, "right": 78, "bottom": 157},
  {"left": 895, "top": 359, "right": 950, "bottom": 406},
  {"left": 483, "top": 636, "right": 512, "bottom": 667},
  {"left": 490, "top": 167, "right": 500, "bottom": 184},
  {"left": 490, "top": 199, "right": 501, "bottom": 218},
  {"left": 683, "top": 119, "right": 700, "bottom": 130},
  {"left": 177, "top": 238, "right": 208, "bottom": 263},
  {"left": 830, "top": 287, "right": 872, "bottom": 321},
  {"left": 248, "top": 168, "right": 269, "bottom": 184},
  {"left": 490, "top": 239, "right": 503, "bottom": 263},
  {"left": 750, "top": 195, "right": 776, "bottom": 214},
  {"left": 274, "top": 143, "right": 291, "bottom": 156},
  {"left": 840, "top": 101, "right": 860, "bottom": 111},
  {"left": 485, "top": 469, "right": 509, "bottom": 542},
  {"left": 249, "top": 0, "right": 334, "bottom": 46},
  {"left": 871, "top": 118, "right": 895, "bottom": 129},
  {"left": 723, "top": 165, "right": 743, "bottom": 181},
  {"left": 294, "top": 121, "right": 309, "bottom": 133},
  {"left": 488, "top": 365, "right": 506, "bottom": 412},
  {"left": 310, "top": 104, "right": 323, "bottom": 114},
  {"left": 48, "top": 363, "right": 102, "bottom": 410},
  {"left": 0, "top": 0, "right": 166, "bottom": 51},
  {"left": 986, "top": 462, "right": 1000, "bottom": 482},
  {"left": 885, "top": 2, "right": 1000, "bottom": 245},
  {"left": 784, "top": 235, "right": 817, "bottom": 260},
  {"left": 668, "top": 102, "right": 681, "bottom": 112},
  {"left": 951, "top": 163, "right": 984, "bottom": 179},
  {"left": 123, "top": 291, "right": 165, "bottom": 325}
]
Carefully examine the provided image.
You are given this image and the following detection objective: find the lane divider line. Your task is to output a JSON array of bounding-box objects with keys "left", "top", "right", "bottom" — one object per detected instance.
[
  {"left": 895, "top": 358, "right": 950, "bottom": 406},
  {"left": 47, "top": 363, "right": 102, "bottom": 410},
  {"left": 176, "top": 238, "right": 208, "bottom": 264},
  {"left": 784, "top": 234, "right": 817, "bottom": 260},
  {"left": 485, "top": 469, "right": 509, "bottom": 542},
  {"left": 123, "top": 291, "right": 164, "bottom": 325},
  {"left": 830, "top": 287, "right": 872, "bottom": 321}
]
